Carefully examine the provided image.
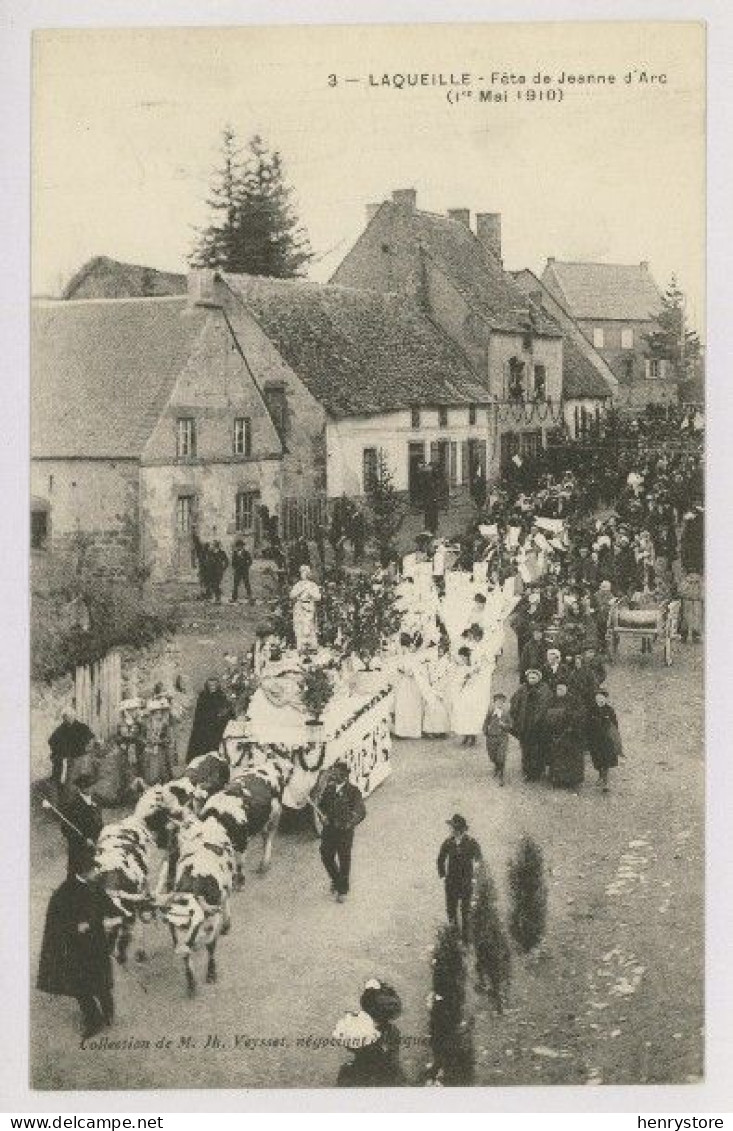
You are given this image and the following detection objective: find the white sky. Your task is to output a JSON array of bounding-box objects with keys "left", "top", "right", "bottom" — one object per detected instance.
[{"left": 32, "top": 22, "right": 705, "bottom": 329}]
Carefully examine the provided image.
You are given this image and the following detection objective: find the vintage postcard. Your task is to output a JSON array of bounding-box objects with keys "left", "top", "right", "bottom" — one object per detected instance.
[{"left": 28, "top": 20, "right": 705, "bottom": 1092}]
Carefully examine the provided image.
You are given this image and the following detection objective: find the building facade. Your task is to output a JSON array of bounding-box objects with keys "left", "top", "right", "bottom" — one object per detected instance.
[
  {"left": 330, "top": 189, "right": 566, "bottom": 477},
  {"left": 540, "top": 258, "right": 675, "bottom": 408}
]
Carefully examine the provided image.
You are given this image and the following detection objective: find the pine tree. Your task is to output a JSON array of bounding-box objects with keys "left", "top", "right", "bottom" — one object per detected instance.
[
  {"left": 471, "top": 861, "right": 512, "bottom": 1013},
  {"left": 190, "top": 129, "right": 313, "bottom": 278},
  {"left": 366, "top": 451, "right": 405, "bottom": 568},
  {"left": 645, "top": 275, "right": 702, "bottom": 381},
  {"left": 507, "top": 835, "right": 548, "bottom": 953},
  {"left": 190, "top": 125, "right": 247, "bottom": 271},
  {"left": 426, "top": 924, "right": 475, "bottom": 1085}
]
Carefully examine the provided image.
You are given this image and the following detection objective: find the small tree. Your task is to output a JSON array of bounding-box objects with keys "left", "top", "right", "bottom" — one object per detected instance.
[
  {"left": 300, "top": 664, "right": 334, "bottom": 722},
  {"left": 324, "top": 569, "right": 400, "bottom": 669},
  {"left": 426, "top": 924, "right": 474, "bottom": 1085},
  {"left": 471, "top": 861, "right": 512, "bottom": 1013},
  {"left": 366, "top": 451, "right": 405, "bottom": 567},
  {"left": 645, "top": 275, "right": 702, "bottom": 382},
  {"left": 507, "top": 835, "right": 548, "bottom": 953}
]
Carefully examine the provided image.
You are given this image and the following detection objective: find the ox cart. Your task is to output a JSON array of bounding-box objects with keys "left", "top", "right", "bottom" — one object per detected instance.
[{"left": 608, "top": 599, "right": 682, "bottom": 666}]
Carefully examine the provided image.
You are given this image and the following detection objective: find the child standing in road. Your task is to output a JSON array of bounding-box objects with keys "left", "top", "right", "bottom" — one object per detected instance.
[{"left": 483, "top": 691, "right": 511, "bottom": 785}]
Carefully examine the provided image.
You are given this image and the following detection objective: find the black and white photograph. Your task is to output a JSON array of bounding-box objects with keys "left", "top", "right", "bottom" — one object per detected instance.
[{"left": 25, "top": 19, "right": 706, "bottom": 1094}]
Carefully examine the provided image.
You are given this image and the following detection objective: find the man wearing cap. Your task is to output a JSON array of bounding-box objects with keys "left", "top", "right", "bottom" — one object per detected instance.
[
  {"left": 318, "top": 762, "right": 366, "bottom": 903},
  {"left": 510, "top": 668, "right": 553, "bottom": 782},
  {"left": 437, "top": 815, "right": 482, "bottom": 943}
]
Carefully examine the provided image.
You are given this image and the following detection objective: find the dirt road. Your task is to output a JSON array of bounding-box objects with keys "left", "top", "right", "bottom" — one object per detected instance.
[{"left": 30, "top": 620, "right": 703, "bottom": 1091}]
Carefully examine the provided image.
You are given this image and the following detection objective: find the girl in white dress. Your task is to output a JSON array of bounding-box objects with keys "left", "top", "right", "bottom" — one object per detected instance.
[
  {"left": 450, "top": 645, "right": 495, "bottom": 747},
  {"left": 392, "top": 633, "right": 424, "bottom": 739},
  {"left": 422, "top": 641, "right": 451, "bottom": 737}
]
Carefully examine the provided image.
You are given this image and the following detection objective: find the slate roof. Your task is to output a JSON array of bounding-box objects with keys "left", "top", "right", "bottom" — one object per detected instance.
[
  {"left": 541, "top": 260, "right": 662, "bottom": 322},
  {"left": 223, "top": 273, "right": 489, "bottom": 417},
  {"left": 410, "top": 210, "right": 559, "bottom": 337},
  {"left": 32, "top": 297, "right": 206, "bottom": 458},
  {"left": 511, "top": 269, "right": 616, "bottom": 399},
  {"left": 62, "top": 256, "right": 186, "bottom": 300}
]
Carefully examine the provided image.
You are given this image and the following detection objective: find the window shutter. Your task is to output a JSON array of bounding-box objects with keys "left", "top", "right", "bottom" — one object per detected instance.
[
  {"left": 461, "top": 440, "right": 470, "bottom": 485},
  {"left": 430, "top": 440, "right": 440, "bottom": 466},
  {"left": 449, "top": 442, "right": 458, "bottom": 487}
]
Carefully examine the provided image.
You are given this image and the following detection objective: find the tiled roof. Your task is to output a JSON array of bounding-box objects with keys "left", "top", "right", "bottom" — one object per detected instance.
[
  {"left": 32, "top": 297, "right": 206, "bottom": 457},
  {"left": 542, "top": 260, "right": 662, "bottom": 322},
  {"left": 561, "top": 337, "right": 614, "bottom": 398},
  {"left": 410, "top": 211, "right": 559, "bottom": 337},
  {"left": 223, "top": 273, "right": 488, "bottom": 417},
  {"left": 62, "top": 256, "right": 186, "bottom": 300},
  {"left": 511, "top": 269, "right": 616, "bottom": 399}
]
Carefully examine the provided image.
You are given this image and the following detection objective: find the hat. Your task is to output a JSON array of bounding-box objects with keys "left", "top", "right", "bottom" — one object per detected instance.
[
  {"left": 525, "top": 666, "right": 542, "bottom": 677},
  {"left": 119, "top": 697, "right": 143, "bottom": 713},
  {"left": 332, "top": 1010, "right": 380, "bottom": 1049},
  {"left": 447, "top": 813, "right": 468, "bottom": 832}
]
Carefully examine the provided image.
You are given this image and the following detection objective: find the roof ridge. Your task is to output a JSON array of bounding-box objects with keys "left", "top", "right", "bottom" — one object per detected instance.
[{"left": 33, "top": 294, "right": 188, "bottom": 308}]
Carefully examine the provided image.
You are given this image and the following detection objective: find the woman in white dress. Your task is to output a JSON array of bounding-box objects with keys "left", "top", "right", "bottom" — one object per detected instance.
[
  {"left": 422, "top": 640, "right": 451, "bottom": 738},
  {"left": 392, "top": 633, "right": 424, "bottom": 739},
  {"left": 450, "top": 645, "right": 495, "bottom": 747}
]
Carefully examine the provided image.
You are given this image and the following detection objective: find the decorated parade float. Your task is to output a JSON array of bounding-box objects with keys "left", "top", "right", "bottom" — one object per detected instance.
[{"left": 220, "top": 565, "right": 402, "bottom": 816}]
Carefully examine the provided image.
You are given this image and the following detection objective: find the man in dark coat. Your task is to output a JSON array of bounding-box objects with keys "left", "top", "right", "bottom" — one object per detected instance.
[
  {"left": 519, "top": 627, "right": 546, "bottom": 681},
  {"left": 186, "top": 678, "right": 234, "bottom": 761},
  {"left": 437, "top": 814, "right": 482, "bottom": 943},
  {"left": 37, "top": 873, "right": 122, "bottom": 1039},
  {"left": 230, "top": 538, "right": 253, "bottom": 603},
  {"left": 208, "top": 540, "right": 229, "bottom": 604},
  {"left": 53, "top": 775, "right": 104, "bottom": 877},
  {"left": 318, "top": 761, "right": 366, "bottom": 902},
  {"left": 681, "top": 508, "right": 704, "bottom": 575},
  {"left": 48, "top": 710, "right": 96, "bottom": 786},
  {"left": 509, "top": 668, "right": 553, "bottom": 781}
]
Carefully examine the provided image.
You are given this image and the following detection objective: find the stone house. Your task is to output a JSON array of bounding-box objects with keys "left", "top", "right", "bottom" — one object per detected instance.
[
  {"left": 329, "top": 188, "right": 565, "bottom": 476},
  {"left": 32, "top": 271, "right": 487, "bottom": 582},
  {"left": 511, "top": 269, "right": 617, "bottom": 438},
  {"left": 540, "top": 258, "right": 675, "bottom": 407}
]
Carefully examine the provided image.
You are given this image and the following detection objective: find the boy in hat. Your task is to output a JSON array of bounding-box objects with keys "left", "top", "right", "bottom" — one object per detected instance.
[
  {"left": 437, "top": 815, "right": 482, "bottom": 943},
  {"left": 483, "top": 692, "right": 511, "bottom": 785}
]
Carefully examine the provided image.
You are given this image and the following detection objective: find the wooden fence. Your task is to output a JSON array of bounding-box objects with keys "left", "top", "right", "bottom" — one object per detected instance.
[
  {"left": 74, "top": 648, "right": 121, "bottom": 742},
  {"left": 281, "top": 496, "right": 329, "bottom": 544}
]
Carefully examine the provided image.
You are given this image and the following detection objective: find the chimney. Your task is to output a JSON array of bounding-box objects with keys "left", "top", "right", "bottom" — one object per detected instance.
[
  {"left": 187, "top": 269, "right": 222, "bottom": 308},
  {"left": 547, "top": 256, "right": 556, "bottom": 264},
  {"left": 391, "top": 188, "right": 417, "bottom": 212},
  {"left": 640, "top": 260, "right": 649, "bottom": 270},
  {"left": 447, "top": 208, "right": 471, "bottom": 228},
  {"left": 476, "top": 213, "right": 502, "bottom": 262}
]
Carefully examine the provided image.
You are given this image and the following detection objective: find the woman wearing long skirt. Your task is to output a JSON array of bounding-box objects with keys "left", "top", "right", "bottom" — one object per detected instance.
[
  {"left": 450, "top": 646, "right": 495, "bottom": 748},
  {"left": 422, "top": 642, "right": 451, "bottom": 738},
  {"left": 545, "top": 682, "right": 586, "bottom": 791},
  {"left": 392, "top": 634, "right": 424, "bottom": 738}
]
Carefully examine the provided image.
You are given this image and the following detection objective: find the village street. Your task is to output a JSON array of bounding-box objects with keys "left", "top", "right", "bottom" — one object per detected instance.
[{"left": 30, "top": 608, "right": 703, "bottom": 1091}]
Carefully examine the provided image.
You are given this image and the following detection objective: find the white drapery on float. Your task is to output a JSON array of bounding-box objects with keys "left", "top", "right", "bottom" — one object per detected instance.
[{"left": 222, "top": 677, "right": 394, "bottom": 811}]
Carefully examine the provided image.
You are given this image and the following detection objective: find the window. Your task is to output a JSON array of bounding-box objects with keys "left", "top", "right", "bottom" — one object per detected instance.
[
  {"left": 468, "top": 404, "right": 477, "bottom": 426},
  {"left": 176, "top": 495, "right": 195, "bottom": 534},
  {"left": 438, "top": 406, "right": 448, "bottom": 428},
  {"left": 362, "top": 447, "right": 379, "bottom": 493},
  {"left": 507, "top": 357, "right": 526, "bottom": 401},
  {"left": 31, "top": 508, "right": 49, "bottom": 551},
  {"left": 621, "top": 328, "right": 634, "bottom": 350},
  {"left": 235, "top": 490, "right": 259, "bottom": 535},
  {"left": 533, "top": 364, "right": 547, "bottom": 401},
  {"left": 411, "top": 406, "right": 421, "bottom": 429},
  {"left": 264, "top": 383, "right": 288, "bottom": 439},
  {"left": 521, "top": 431, "right": 542, "bottom": 460},
  {"left": 233, "top": 417, "right": 252, "bottom": 456},
  {"left": 646, "top": 359, "right": 665, "bottom": 380},
  {"left": 176, "top": 417, "right": 196, "bottom": 457},
  {"left": 592, "top": 328, "right": 605, "bottom": 348}
]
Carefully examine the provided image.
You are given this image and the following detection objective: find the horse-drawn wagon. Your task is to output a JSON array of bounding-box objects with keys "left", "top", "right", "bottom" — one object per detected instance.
[{"left": 608, "top": 598, "right": 682, "bottom": 665}]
